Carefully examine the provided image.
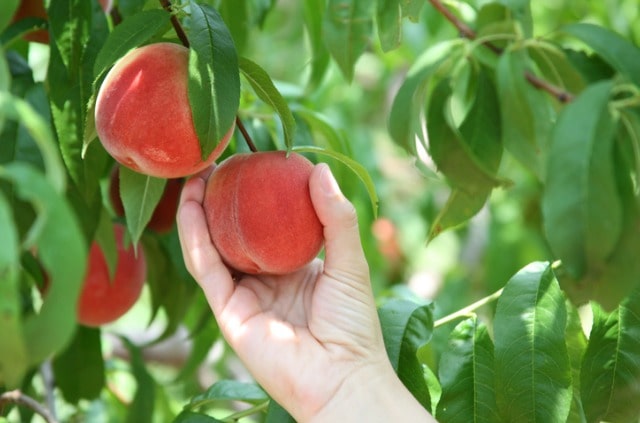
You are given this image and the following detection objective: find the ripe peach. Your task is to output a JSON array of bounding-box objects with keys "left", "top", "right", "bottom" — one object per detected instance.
[
  {"left": 109, "top": 165, "right": 183, "bottom": 233},
  {"left": 11, "top": 0, "right": 48, "bottom": 44},
  {"left": 95, "top": 43, "right": 234, "bottom": 178},
  {"left": 203, "top": 151, "right": 323, "bottom": 275},
  {"left": 77, "top": 224, "right": 147, "bottom": 327}
]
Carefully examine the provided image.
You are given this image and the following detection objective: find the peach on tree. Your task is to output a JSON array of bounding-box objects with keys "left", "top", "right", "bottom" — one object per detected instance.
[
  {"left": 94, "top": 42, "right": 234, "bottom": 178},
  {"left": 77, "top": 224, "right": 147, "bottom": 327}
]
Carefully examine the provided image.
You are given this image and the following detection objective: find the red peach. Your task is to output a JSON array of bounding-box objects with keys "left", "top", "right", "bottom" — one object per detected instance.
[
  {"left": 203, "top": 151, "right": 324, "bottom": 275},
  {"left": 77, "top": 224, "right": 147, "bottom": 327},
  {"left": 11, "top": 0, "right": 112, "bottom": 44},
  {"left": 11, "top": 0, "right": 48, "bottom": 44},
  {"left": 95, "top": 43, "right": 234, "bottom": 178},
  {"left": 109, "top": 165, "right": 183, "bottom": 234}
]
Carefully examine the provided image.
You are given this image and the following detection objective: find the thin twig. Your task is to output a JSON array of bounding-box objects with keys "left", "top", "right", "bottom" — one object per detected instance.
[
  {"left": 427, "top": 0, "right": 574, "bottom": 103},
  {"left": 235, "top": 116, "right": 259, "bottom": 152},
  {"left": 159, "top": 0, "right": 190, "bottom": 48},
  {"left": 434, "top": 288, "right": 504, "bottom": 328},
  {"left": 0, "top": 390, "right": 58, "bottom": 423},
  {"left": 40, "top": 361, "right": 58, "bottom": 421}
]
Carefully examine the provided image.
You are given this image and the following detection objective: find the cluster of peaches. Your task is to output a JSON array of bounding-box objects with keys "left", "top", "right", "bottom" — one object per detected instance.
[{"left": 14, "top": 1, "right": 324, "bottom": 327}]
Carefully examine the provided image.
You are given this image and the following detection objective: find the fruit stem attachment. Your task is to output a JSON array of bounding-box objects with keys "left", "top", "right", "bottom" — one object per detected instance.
[
  {"left": 427, "top": 0, "right": 575, "bottom": 103},
  {"left": 0, "top": 390, "right": 58, "bottom": 423},
  {"left": 159, "top": 0, "right": 190, "bottom": 48},
  {"left": 236, "top": 116, "right": 259, "bottom": 152}
]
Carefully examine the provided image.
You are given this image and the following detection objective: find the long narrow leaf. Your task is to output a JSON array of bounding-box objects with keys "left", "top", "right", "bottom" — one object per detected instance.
[{"left": 494, "top": 262, "right": 572, "bottom": 422}]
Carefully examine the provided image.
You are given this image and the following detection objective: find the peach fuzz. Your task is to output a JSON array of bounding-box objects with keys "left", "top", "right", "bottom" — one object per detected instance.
[
  {"left": 95, "top": 43, "right": 234, "bottom": 178},
  {"left": 77, "top": 224, "right": 147, "bottom": 327},
  {"left": 203, "top": 151, "right": 324, "bottom": 275}
]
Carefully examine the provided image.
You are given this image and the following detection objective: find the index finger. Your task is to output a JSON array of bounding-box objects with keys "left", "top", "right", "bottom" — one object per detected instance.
[{"left": 177, "top": 171, "right": 235, "bottom": 316}]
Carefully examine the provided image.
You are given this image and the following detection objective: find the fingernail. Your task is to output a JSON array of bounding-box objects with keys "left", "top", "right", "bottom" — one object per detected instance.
[{"left": 319, "top": 163, "right": 342, "bottom": 197}]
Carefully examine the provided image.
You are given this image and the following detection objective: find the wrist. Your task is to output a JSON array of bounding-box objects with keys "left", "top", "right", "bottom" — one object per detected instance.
[{"left": 306, "top": 359, "right": 435, "bottom": 423}]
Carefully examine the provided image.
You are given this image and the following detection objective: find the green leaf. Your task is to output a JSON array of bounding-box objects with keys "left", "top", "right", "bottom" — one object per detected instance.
[
  {"left": 496, "top": 49, "right": 554, "bottom": 179},
  {"left": 377, "top": 0, "right": 402, "bottom": 52},
  {"left": 53, "top": 326, "right": 105, "bottom": 404},
  {"left": 187, "top": 380, "right": 268, "bottom": 409},
  {"left": 0, "top": 163, "right": 87, "bottom": 366},
  {"left": 400, "top": 0, "right": 423, "bottom": 22},
  {"left": 323, "top": 0, "right": 375, "bottom": 82},
  {"left": 93, "top": 9, "right": 171, "bottom": 78},
  {"left": 542, "top": 80, "right": 621, "bottom": 280},
  {"left": 493, "top": 262, "right": 572, "bottom": 422},
  {"left": 265, "top": 400, "right": 296, "bottom": 423},
  {"left": 0, "top": 92, "right": 65, "bottom": 193},
  {"left": 48, "top": 0, "right": 109, "bottom": 201},
  {"left": 120, "top": 166, "right": 166, "bottom": 246},
  {"left": 528, "top": 45, "right": 586, "bottom": 96},
  {"left": 0, "top": 190, "right": 28, "bottom": 388},
  {"left": 292, "top": 107, "right": 351, "bottom": 155},
  {"left": 565, "top": 302, "right": 588, "bottom": 423},
  {"left": 239, "top": 57, "right": 296, "bottom": 150},
  {"left": 378, "top": 299, "right": 434, "bottom": 411},
  {"left": 0, "top": 0, "right": 19, "bottom": 33},
  {"left": 581, "top": 288, "right": 640, "bottom": 423},
  {"left": 494, "top": 0, "right": 532, "bottom": 37},
  {"left": 388, "top": 39, "right": 463, "bottom": 154},
  {"left": 429, "top": 70, "right": 504, "bottom": 238},
  {"left": 303, "top": 0, "right": 330, "bottom": 90},
  {"left": 122, "top": 337, "right": 156, "bottom": 423},
  {"left": 187, "top": 3, "right": 240, "bottom": 159},
  {"left": 173, "top": 411, "right": 224, "bottom": 423},
  {"left": 219, "top": 0, "right": 249, "bottom": 54},
  {"left": 292, "top": 145, "right": 378, "bottom": 217},
  {"left": 563, "top": 23, "right": 640, "bottom": 87},
  {"left": 436, "top": 316, "right": 498, "bottom": 423}
]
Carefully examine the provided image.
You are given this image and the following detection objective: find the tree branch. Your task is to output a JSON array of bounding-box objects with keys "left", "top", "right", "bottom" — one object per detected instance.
[
  {"left": 0, "top": 390, "right": 58, "bottom": 423},
  {"left": 427, "top": 0, "right": 574, "bottom": 103},
  {"left": 159, "top": 0, "right": 190, "bottom": 48},
  {"left": 235, "top": 117, "right": 258, "bottom": 153}
]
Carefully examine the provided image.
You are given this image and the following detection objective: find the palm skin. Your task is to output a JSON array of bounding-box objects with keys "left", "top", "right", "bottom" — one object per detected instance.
[{"left": 178, "top": 163, "right": 433, "bottom": 423}]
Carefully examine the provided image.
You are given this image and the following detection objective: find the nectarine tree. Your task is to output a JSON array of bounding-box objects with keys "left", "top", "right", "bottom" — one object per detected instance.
[{"left": 2, "top": 0, "right": 640, "bottom": 422}]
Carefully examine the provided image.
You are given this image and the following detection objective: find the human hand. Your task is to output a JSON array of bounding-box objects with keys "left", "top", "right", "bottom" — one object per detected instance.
[{"left": 178, "top": 162, "right": 434, "bottom": 422}]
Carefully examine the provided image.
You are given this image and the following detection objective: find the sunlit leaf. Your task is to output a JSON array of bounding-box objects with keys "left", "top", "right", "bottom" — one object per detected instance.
[
  {"left": 436, "top": 316, "right": 497, "bottom": 422},
  {"left": 187, "top": 3, "right": 240, "bottom": 159},
  {"left": 581, "top": 288, "right": 640, "bottom": 422},
  {"left": 187, "top": 380, "right": 268, "bottom": 409},
  {"left": 379, "top": 299, "right": 434, "bottom": 411},
  {"left": 494, "top": 262, "right": 572, "bottom": 422}
]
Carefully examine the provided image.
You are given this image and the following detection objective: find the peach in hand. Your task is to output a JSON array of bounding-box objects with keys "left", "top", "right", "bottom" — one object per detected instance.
[
  {"left": 203, "top": 151, "right": 324, "bottom": 275},
  {"left": 95, "top": 43, "right": 234, "bottom": 178}
]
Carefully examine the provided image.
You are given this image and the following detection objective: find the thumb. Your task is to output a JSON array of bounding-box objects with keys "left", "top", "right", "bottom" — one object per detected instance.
[{"left": 309, "top": 163, "right": 369, "bottom": 281}]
